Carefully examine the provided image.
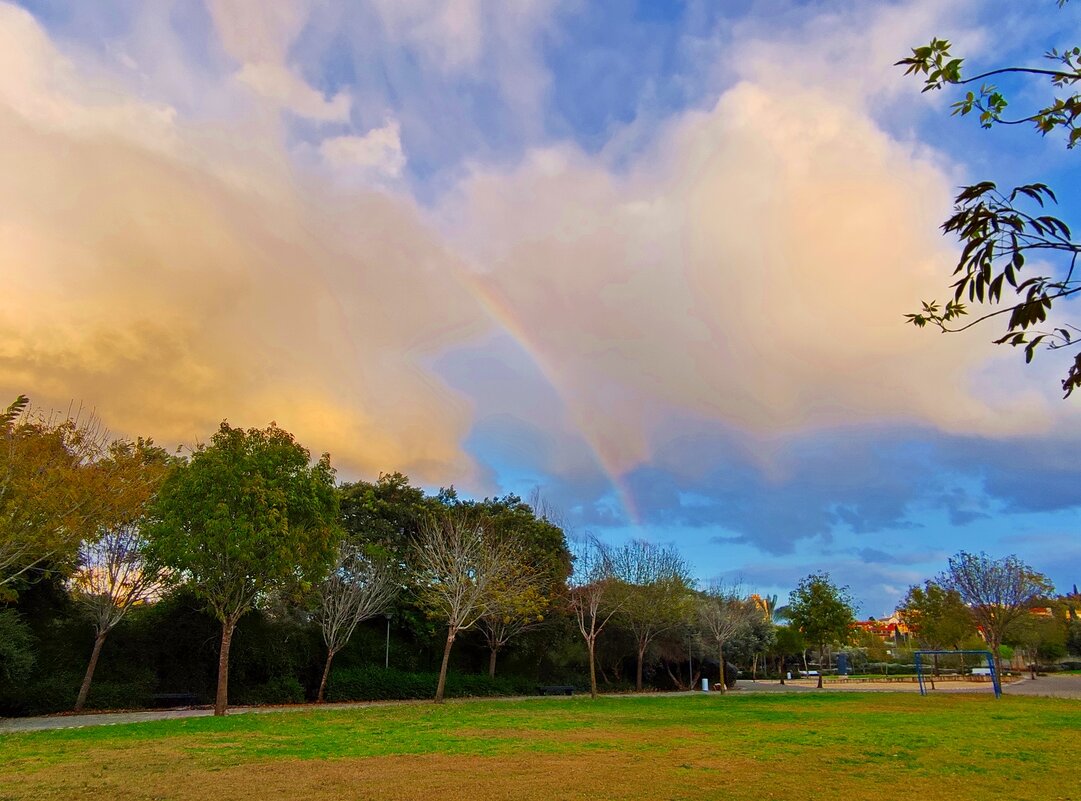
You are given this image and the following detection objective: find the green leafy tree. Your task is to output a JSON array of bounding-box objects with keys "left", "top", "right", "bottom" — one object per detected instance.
[
  {"left": 148, "top": 422, "right": 340, "bottom": 715},
  {"left": 903, "top": 581, "right": 976, "bottom": 651},
  {"left": 772, "top": 624, "right": 806, "bottom": 684},
  {"left": 899, "top": 2, "right": 1081, "bottom": 395},
  {"left": 786, "top": 573, "right": 856, "bottom": 688},
  {"left": 940, "top": 551, "right": 1054, "bottom": 678}
]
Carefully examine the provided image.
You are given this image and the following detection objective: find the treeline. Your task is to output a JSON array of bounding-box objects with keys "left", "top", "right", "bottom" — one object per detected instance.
[{"left": 2, "top": 397, "right": 1079, "bottom": 717}]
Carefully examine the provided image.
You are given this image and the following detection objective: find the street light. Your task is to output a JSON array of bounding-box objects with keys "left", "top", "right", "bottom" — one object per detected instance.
[{"left": 384, "top": 612, "right": 392, "bottom": 669}]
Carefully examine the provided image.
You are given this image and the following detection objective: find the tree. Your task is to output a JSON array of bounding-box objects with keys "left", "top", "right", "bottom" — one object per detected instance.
[
  {"left": 0, "top": 608, "right": 34, "bottom": 690},
  {"left": 567, "top": 536, "right": 620, "bottom": 699},
  {"left": 412, "top": 509, "right": 515, "bottom": 703},
  {"left": 899, "top": 3, "right": 1081, "bottom": 395},
  {"left": 467, "top": 492, "right": 571, "bottom": 677},
  {"left": 903, "top": 581, "right": 976, "bottom": 652},
  {"left": 477, "top": 557, "right": 548, "bottom": 679},
  {"left": 697, "top": 586, "right": 756, "bottom": 693},
  {"left": 70, "top": 439, "right": 174, "bottom": 711},
  {"left": 314, "top": 541, "right": 398, "bottom": 702},
  {"left": 772, "top": 624, "right": 806, "bottom": 684},
  {"left": 610, "top": 540, "right": 694, "bottom": 691},
  {"left": 1, "top": 399, "right": 114, "bottom": 591},
  {"left": 786, "top": 573, "right": 856, "bottom": 688},
  {"left": 940, "top": 551, "right": 1054, "bottom": 678},
  {"left": 147, "top": 422, "right": 340, "bottom": 716},
  {"left": 1006, "top": 611, "right": 1067, "bottom": 675}
]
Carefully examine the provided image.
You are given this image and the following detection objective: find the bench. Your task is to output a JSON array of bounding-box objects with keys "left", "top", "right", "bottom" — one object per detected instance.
[
  {"left": 151, "top": 692, "right": 198, "bottom": 708},
  {"left": 537, "top": 685, "right": 574, "bottom": 696}
]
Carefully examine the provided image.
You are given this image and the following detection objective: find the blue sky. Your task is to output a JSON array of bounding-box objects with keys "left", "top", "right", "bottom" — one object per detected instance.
[{"left": 1, "top": 0, "right": 1078, "bottom": 614}]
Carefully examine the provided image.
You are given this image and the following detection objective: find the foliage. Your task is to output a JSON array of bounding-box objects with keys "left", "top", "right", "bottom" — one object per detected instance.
[
  {"left": 147, "top": 421, "right": 340, "bottom": 714},
  {"left": 609, "top": 539, "right": 694, "bottom": 691},
  {"left": 0, "top": 608, "right": 34, "bottom": 687},
  {"left": 939, "top": 551, "right": 1054, "bottom": 674},
  {"left": 902, "top": 580, "right": 977, "bottom": 650},
  {"left": 899, "top": 3, "right": 1081, "bottom": 395},
  {"left": 0, "top": 400, "right": 115, "bottom": 590},
  {"left": 326, "top": 664, "right": 535, "bottom": 702},
  {"left": 1068, "top": 619, "right": 1081, "bottom": 656},
  {"left": 786, "top": 573, "right": 855, "bottom": 687}
]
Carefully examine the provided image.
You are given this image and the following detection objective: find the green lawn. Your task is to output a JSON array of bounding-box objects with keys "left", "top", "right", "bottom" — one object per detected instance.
[{"left": 1, "top": 693, "right": 1078, "bottom": 800}]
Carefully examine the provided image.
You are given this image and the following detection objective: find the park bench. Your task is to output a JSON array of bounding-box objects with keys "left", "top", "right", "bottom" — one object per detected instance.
[
  {"left": 151, "top": 692, "right": 198, "bottom": 708},
  {"left": 537, "top": 685, "right": 575, "bottom": 696}
]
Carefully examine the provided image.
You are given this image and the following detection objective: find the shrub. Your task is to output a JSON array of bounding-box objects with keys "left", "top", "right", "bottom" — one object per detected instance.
[
  {"left": 0, "top": 609, "right": 35, "bottom": 688},
  {"left": 236, "top": 675, "right": 306, "bottom": 706},
  {"left": 326, "top": 665, "right": 536, "bottom": 702}
]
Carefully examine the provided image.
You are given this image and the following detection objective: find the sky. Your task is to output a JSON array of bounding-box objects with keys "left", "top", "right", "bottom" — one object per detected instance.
[{"left": 1, "top": 0, "right": 1078, "bottom": 615}]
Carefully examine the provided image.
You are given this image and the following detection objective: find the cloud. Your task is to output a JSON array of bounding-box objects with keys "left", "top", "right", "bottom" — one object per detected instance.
[
  {"left": 0, "top": 4, "right": 485, "bottom": 483},
  {"left": 320, "top": 120, "right": 407, "bottom": 181},
  {"left": 207, "top": 0, "right": 350, "bottom": 121},
  {"left": 235, "top": 61, "right": 350, "bottom": 121}
]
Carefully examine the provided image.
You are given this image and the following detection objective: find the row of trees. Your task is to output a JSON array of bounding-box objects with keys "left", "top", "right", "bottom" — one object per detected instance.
[{"left": 2, "top": 395, "right": 1076, "bottom": 717}]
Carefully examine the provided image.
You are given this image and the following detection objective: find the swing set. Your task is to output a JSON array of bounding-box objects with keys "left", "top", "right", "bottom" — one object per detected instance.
[{"left": 914, "top": 650, "right": 1001, "bottom": 698}]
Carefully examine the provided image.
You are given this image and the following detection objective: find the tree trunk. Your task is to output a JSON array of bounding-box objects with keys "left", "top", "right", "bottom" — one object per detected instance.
[
  {"left": 215, "top": 618, "right": 237, "bottom": 716},
  {"left": 588, "top": 639, "right": 598, "bottom": 699},
  {"left": 636, "top": 643, "right": 646, "bottom": 692},
  {"left": 752, "top": 652, "right": 759, "bottom": 681},
  {"left": 74, "top": 629, "right": 108, "bottom": 712},
  {"left": 816, "top": 645, "right": 823, "bottom": 689},
  {"left": 317, "top": 648, "right": 336, "bottom": 703},
  {"left": 434, "top": 628, "right": 456, "bottom": 704},
  {"left": 717, "top": 642, "right": 726, "bottom": 694},
  {"left": 991, "top": 637, "right": 1003, "bottom": 683},
  {"left": 778, "top": 655, "right": 785, "bottom": 685}
]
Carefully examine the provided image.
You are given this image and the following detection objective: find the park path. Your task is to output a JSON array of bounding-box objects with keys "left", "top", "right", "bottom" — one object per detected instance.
[{"left": 3, "top": 676, "right": 1078, "bottom": 735}]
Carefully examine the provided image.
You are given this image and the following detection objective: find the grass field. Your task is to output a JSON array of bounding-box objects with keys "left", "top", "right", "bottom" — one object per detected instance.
[{"left": 1, "top": 693, "right": 1078, "bottom": 801}]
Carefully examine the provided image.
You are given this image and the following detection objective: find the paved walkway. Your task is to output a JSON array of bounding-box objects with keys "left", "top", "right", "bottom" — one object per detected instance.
[{"left": 3, "top": 676, "right": 1077, "bottom": 734}]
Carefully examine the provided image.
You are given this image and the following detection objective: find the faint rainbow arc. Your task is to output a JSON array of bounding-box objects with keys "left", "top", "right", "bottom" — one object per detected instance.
[{"left": 454, "top": 269, "right": 641, "bottom": 525}]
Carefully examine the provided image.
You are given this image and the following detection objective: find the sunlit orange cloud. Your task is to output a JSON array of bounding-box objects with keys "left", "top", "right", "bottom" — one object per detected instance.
[
  {"left": 0, "top": 4, "right": 486, "bottom": 484},
  {"left": 1, "top": 0, "right": 1075, "bottom": 501}
]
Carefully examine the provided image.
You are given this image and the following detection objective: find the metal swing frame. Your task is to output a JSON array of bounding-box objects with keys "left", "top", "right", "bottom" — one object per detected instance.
[{"left": 914, "top": 650, "right": 1001, "bottom": 699}]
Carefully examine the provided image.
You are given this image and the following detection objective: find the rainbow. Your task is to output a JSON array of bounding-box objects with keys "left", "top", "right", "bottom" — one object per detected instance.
[{"left": 455, "top": 269, "right": 642, "bottom": 525}]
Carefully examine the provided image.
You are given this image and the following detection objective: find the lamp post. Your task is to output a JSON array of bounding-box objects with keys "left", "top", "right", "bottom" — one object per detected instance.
[{"left": 384, "top": 612, "right": 392, "bottom": 669}]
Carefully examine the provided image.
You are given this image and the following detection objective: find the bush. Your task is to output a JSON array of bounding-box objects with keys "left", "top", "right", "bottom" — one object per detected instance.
[
  {"left": 84, "top": 672, "right": 156, "bottom": 710},
  {"left": 236, "top": 675, "right": 306, "bottom": 706},
  {"left": 0, "top": 609, "right": 35, "bottom": 688},
  {"left": 326, "top": 665, "right": 537, "bottom": 702}
]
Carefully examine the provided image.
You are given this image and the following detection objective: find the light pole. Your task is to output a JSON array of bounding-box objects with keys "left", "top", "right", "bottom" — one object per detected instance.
[{"left": 384, "top": 612, "right": 392, "bottom": 669}]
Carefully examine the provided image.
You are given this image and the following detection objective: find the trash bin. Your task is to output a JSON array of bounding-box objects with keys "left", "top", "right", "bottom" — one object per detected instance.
[{"left": 701, "top": 678, "right": 709, "bottom": 692}]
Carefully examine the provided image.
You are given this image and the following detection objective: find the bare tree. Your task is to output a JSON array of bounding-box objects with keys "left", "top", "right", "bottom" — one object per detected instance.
[
  {"left": 697, "top": 584, "right": 756, "bottom": 694},
  {"left": 413, "top": 509, "right": 515, "bottom": 703},
  {"left": 941, "top": 551, "right": 1054, "bottom": 678},
  {"left": 568, "top": 535, "right": 620, "bottom": 699},
  {"left": 71, "top": 525, "right": 171, "bottom": 710},
  {"left": 69, "top": 439, "right": 172, "bottom": 711},
  {"left": 314, "top": 541, "right": 399, "bottom": 702},
  {"left": 610, "top": 540, "right": 694, "bottom": 691}
]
